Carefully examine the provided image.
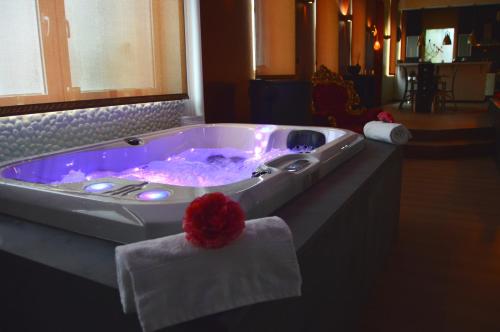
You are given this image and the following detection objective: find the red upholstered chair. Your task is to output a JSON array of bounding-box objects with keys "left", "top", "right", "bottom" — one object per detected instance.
[{"left": 311, "top": 65, "right": 382, "bottom": 133}]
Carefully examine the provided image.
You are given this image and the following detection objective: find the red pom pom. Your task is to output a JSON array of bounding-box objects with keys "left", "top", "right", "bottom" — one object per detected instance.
[
  {"left": 377, "top": 111, "right": 395, "bottom": 123},
  {"left": 183, "top": 192, "right": 245, "bottom": 249}
]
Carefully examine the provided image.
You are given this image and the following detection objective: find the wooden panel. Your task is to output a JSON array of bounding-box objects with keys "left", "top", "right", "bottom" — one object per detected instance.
[
  {"left": 199, "top": 0, "right": 252, "bottom": 122},
  {"left": 296, "top": 2, "right": 315, "bottom": 80},
  {"left": 352, "top": 0, "right": 367, "bottom": 70},
  {"left": 316, "top": 0, "right": 340, "bottom": 72},
  {"left": 421, "top": 7, "right": 459, "bottom": 30},
  {"left": 389, "top": 0, "right": 399, "bottom": 75},
  {"left": 203, "top": 82, "right": 236, "bottom": 123},
  {"left": 0, "top": 93, "right": 188, "bottom": 117}
]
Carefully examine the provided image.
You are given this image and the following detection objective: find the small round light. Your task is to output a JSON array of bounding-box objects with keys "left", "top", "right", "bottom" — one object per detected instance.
[
  {"left": 136, "top": 190, "right": 171, "bottom": 201},
  {"left": 84, "top": 182, "right": 115, "bottom": 193}
]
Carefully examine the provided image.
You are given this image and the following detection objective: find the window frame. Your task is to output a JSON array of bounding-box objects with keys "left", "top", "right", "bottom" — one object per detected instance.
[{"left": 0, "top": 0, "right": 188, "bottom": 118}]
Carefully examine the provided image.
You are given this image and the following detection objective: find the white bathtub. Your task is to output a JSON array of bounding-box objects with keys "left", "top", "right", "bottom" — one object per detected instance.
[{"left": 0, "top": 124, "right": 364, "bottom": 243}]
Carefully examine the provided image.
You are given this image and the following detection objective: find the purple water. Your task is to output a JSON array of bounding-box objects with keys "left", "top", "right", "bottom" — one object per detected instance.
[{"left": 54, "top": 147, "right": 293, "bottom": 187}]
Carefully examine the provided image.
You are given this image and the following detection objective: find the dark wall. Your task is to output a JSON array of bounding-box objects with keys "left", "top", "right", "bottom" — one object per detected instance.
[
  {"left": 249, "top": 80, "right": 312, "bottom": 125},
  {"left": 462, "top": 5, "right": 500, "bottom": 67},
  {"left": 457, "top": 5, "right": 500, "bottom": 38},
  {"left": 296, "top": 2, "right": 316, "bottom": 81},
  {"left": 405, "top": 9, "right": 422, "bottom": 36}
]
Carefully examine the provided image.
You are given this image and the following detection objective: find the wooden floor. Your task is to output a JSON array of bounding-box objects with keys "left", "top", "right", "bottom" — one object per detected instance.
[
  {"left": 359, "top": 157, "right": 500, "bottom": 332},
  {"left": 381, "top": 102, "right": 496, "bottom": 158},
  {"left": 384, "top": 102, "right": 492, "bottom": 130}
]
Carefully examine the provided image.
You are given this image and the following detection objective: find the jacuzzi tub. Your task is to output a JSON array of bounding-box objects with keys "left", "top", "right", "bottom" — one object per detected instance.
[{"left": 0, "top": 123, "right": 364, "bottom": 243}]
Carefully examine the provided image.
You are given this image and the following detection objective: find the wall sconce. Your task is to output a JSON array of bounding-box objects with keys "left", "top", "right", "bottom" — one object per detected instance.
[
  {"left": 442, "top": 32, "right": 452, "bottom": 45},
  {"left": 339, "top": 0, "right": 349, "bottom": 16},
  {"left": 383, "top": 35, "right": 391, "bottom": 40},
  {"left": 368, "top": 25, "right": 378, "bottom": 37}
]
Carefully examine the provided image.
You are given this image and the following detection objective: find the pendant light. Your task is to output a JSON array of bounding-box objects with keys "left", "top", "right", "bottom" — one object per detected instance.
[{"left": 442, "top": 32, "right": 452, "bottom": 45}]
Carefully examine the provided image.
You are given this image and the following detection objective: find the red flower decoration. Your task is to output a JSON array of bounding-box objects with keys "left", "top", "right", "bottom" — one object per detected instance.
[
  {"left": 377, "top": 111, "right": 395, "bottom": 123},
  {"left": 183, "top": 192, "right": 245, "bottom": 249}
]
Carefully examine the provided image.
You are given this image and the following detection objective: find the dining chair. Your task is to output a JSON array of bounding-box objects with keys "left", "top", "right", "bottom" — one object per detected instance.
[
  {"left": 434, "top": 65, "right": 458, "bottom": 112},
  {"left": 399, "top": 65, "right": 417, "bottom": 111}
]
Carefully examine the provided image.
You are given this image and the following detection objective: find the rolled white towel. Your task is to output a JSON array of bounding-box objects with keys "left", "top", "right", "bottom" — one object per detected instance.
[{"left": 363, "top": 121, "right": 412, "bottom": 145}]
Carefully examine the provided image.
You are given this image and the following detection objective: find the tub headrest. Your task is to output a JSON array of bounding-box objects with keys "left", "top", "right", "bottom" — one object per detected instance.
[{"left": 286, "top": 130, "right": 326, "bottom": 152}]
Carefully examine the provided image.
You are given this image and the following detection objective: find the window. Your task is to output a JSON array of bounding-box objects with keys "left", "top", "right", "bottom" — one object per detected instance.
[
  {"left": 0, "top": 1, "right": 50, "bottom": 102},
  {"left": 405, "top": 36, "right": 420, "bottom": 59},
  {"left": 0, "top": 0, "right": 186, "bottom": 110}
]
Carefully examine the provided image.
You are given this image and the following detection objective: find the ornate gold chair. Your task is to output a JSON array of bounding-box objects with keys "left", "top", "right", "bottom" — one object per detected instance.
[{"left": 311, "top": 65, "right": 382, "bottom": 133}]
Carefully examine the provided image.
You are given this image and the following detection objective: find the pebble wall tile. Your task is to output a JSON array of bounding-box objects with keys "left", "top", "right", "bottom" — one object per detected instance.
[{"left": 0, "top": 100, "right": 185, "bottom": 162}]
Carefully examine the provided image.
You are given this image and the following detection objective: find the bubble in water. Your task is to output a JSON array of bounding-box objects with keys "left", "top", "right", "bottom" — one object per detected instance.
[{"left": 55, "top": 147, "right": 293, "bottom": 187}]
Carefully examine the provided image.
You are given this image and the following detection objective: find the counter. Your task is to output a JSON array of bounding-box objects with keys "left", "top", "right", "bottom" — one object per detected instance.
[
  {"left": 396, "top": 61, "right": 492, "bottom": 102},
  {"left": 0, "top": 140, "right": 402, "bottom": 332}
]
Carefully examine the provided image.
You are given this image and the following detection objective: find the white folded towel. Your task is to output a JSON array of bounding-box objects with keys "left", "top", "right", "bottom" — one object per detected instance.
[
  {"left": 363, "top": 121, "right": 412, "bottom": 145},
  {"left": 115, "top": 216, "right": 302, "bottom": 332}
]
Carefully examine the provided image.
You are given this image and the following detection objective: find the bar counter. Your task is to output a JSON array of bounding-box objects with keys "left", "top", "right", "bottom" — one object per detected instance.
[{"left": 396, "top": 61, "right": 492, "bottom": 102}]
